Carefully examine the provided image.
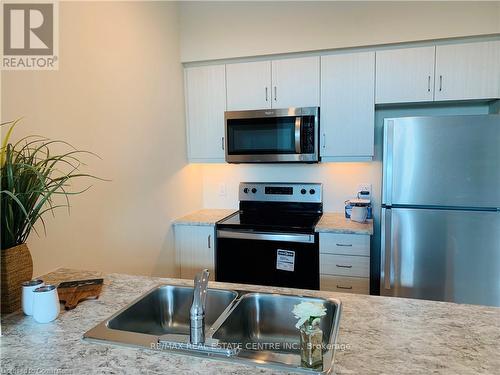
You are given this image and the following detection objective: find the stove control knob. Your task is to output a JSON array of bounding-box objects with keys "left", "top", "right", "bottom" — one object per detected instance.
[
  {"left": 251, "top": 188, "right": 257, "bottom": 194},
  {"left": 301, "top": 189, "right": 307, "bottom": 195},
  {"left": 243, "top": 188, "right": 249, "bottom": 194},
  {"left": 309, "top": 189, "right": 316, "bottom": 195}
]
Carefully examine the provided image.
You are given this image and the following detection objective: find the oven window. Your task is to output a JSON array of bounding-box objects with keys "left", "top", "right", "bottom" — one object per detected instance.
[{"left": 227, "top": 117, "right": 296, "bottom": 155}]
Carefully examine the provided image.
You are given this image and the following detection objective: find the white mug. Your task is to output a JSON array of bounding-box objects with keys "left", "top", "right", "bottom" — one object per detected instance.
[
  {"left": 33, "top": 285, "right": 60, "bottom": 323},
  {"left": 351, "top": 206, "right": 368, "bottom": 223},
  {"left": 22, "top": 279, "right": 44, "bottom": 316}
]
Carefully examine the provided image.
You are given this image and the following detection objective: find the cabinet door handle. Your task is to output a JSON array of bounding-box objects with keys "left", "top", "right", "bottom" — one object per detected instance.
[
  {"left": 439, "top": 75, "right": 443, "bottom": 92},
  {"left": 336, "top": 243, "right": 353, "bottom": 247},
  {"left": 208, "top": 235, "right": 211, "bottom": 249},
  {"left": 336, "top": 285, "right": 353, "bottom": 290},
  {"left": 274, "top": 86, "right": 277, "bottom": 101},
  {"left": 221, "top": 137, "right": 224, "bottom": 151},
  {"left": 322, "top": 133, "right": 326, "bottom": 149},
  {"left": 427, "top": 75, "right": 431, "bottom": 92},
  {"left": 336, "top": 264, "right": 353, "bottom": 268},
  {"left": 265, "top": 87, "right": 268, "bottom": 101}
]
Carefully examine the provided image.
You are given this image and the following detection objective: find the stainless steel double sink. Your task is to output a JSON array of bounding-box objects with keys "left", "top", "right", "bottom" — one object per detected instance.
[{"left": 84, "top": 285, "right": 342, "bottom": 374}]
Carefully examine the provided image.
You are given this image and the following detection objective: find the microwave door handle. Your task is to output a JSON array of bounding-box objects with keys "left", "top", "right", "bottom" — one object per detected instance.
[{"left": 294, "top": 117, "right": 302, "bottom": 153}]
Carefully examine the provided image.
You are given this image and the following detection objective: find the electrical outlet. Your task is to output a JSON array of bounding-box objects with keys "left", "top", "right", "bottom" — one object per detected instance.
[
  {"left": 357, "top": 183, "right": 372, "bottom": 199},
  {"left": 218, "top": 183, "right": 227, "bottom": 197}
]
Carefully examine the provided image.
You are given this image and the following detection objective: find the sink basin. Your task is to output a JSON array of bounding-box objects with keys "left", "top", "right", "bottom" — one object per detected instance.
[
  {"left": 107, "top": 285, "right": 237, "bottom": 335},
  {"left": 84, "top": 285, "right": 238, "bottom": 348},
  {"left": 213, "top": 293, "right": 340, "bottom": 372},
  {"left": 84, "top": 285, "right": 341, "bottom": 374}
]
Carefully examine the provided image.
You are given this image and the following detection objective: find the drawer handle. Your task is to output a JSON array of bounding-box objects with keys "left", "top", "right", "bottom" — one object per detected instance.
[
  {"left": 336, "top": 264, "right": 352, "bottom": 268},
  {"left": 336, "top": 285, "right": 353, "bottom": 290},
  {"left": 336, "top": 243, "right": 352, "bottom": 247}
]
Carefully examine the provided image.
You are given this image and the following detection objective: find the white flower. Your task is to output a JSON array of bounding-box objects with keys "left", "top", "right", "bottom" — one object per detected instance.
[{"left": 292, "top": 301, "right": 327, "bottom": 329}]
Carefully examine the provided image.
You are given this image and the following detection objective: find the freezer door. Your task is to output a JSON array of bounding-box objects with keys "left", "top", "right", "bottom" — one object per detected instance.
[
  {"left": 381, "top": 207, "right": 500, "bottom": 306},
  {"left": 383, "top": 115, "right": 500, "bottom": 208}
]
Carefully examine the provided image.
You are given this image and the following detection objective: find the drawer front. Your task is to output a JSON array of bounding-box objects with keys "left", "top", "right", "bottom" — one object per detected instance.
[
  {"left": 319, "top": 233, "right": 370, "bottom": 256},
  {"left": 320, "top": 275, "right": 369, "bottom": 294},
  {"left": 320, "top": 254, "right": 370, "bottom": 277}
]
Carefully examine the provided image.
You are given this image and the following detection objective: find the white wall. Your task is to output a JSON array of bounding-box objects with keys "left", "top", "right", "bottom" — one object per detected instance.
[
  {"left": 179, "top": 1, "right": 500, "bottom": 62},
  {"left": 1, "top": 2, "right": 203, "bottom": 277},
  {"left": 201, "top": 163, "right": 377, "bottom": 212}
]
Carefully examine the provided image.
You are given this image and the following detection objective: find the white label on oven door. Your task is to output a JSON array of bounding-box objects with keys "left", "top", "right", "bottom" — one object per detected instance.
[{"left": 276, "top": 249, "right": 295, "bottom": 272}]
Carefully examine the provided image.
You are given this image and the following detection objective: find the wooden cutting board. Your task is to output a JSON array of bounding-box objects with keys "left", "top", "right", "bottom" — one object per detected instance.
[{"left": 57, "top": 278, "right": 103, "bottom": 310}]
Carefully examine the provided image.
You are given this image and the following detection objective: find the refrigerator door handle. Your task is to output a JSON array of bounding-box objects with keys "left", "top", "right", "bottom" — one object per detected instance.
[
  {"left": 383, "top": 119, "right": 394, "bottom": 205},
  {"left": 382, "top": 208, "right": 392, "bottom": 290}
]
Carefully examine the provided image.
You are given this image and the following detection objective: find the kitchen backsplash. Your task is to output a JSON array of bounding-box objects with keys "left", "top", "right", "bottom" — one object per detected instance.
[{"left": 200, "top": 162, "right": 380, "bottom": 212}]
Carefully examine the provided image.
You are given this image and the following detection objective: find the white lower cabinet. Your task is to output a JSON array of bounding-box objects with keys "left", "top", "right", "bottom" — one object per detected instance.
[
  {"left": 320, "top": 254, "right": 369, "bottom": 277},
  {"left": 319, "top": 233, "right": 370, "bottom": 256},
  {"left": 174, "top": 224, "right": 215, "bottom": 280},
  {"left": 320, "top": 275, "right": 369, "bottom": 295},
  {"left": 319, "top": 233, "right": 370, "bottom": 294}
]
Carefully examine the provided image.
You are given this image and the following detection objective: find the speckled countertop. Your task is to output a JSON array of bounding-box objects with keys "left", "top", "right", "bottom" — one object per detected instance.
[
  {"left": 2, "top": 268, "right": 499, "bottom": 374},
  {"left": 173, "top": 209, "right": 235, "bottom": 226},
  {"left": 173, "top": 209, "right": 373, "bottom": 235},
  {"left": 315, "top": 213, "right": 373, "bottom": 235}
]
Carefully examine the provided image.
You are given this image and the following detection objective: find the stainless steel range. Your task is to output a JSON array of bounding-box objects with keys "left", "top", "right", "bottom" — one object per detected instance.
[{"left": 216, "top": 182, "right": 322, "bottom": 290}]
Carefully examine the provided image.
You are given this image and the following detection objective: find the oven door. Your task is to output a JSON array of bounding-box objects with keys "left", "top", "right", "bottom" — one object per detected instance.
[
  {"left": 225, "top": 108, "right": 318, "bottom": 163},
  {"left": 215, "top": 229, "right": 319, "bottom": 290}
]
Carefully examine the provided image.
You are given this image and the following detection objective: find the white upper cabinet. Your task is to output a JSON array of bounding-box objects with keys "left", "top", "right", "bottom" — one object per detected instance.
[
  {"left": 226, "top": 61, "right": 272, "bottom": 110},
  {"left": 434, "top": 41, "right": 500, "bottom": 101},
  {"left": 271, "top": 56, "right": 320, "bottom": 108},
  {"left": 321, "top": 51, "right": 375, "bottom": 159},
  {"left": 184, "top": 64, "right": 226, "bottom": 161},
  {"left": 375, "top": 46, "right": 436, "bottom": 104},
  {"left": 226, "top": 57, "right": 320, "bottom": 111},
  {"left": 184, "top": 39, "right": 499, "bottom": 164},
  {"left": 375, "top": 41, "right": 500, "bottom": 104}
]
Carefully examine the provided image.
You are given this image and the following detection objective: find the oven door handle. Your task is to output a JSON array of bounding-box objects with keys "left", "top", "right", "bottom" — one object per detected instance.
[
  {"left": 294, "top": 116, "right": 302, "bottom": 154},
  {"left": 217, "top": 229, "right": 315, "bottom": 244}
]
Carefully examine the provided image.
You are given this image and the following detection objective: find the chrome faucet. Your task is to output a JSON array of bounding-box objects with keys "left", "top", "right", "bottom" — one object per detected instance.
[{"left": 190, "top": 269, "right": 210, "bottom": 345}]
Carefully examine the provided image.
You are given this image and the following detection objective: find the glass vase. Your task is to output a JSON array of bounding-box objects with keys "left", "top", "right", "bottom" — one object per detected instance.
[{"left": 299, "top": 322, "right": 323, "bottom": 369}]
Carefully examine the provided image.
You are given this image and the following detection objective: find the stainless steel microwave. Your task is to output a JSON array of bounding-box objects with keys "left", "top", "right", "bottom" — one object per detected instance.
[{"left": 224, "top": 107, "right": 319, "bottom": 163}]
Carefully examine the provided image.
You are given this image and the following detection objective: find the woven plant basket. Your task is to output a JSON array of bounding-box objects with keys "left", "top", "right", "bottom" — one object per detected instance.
[{"left": 1, "top": 243, "right": 33, "bottom": 314}]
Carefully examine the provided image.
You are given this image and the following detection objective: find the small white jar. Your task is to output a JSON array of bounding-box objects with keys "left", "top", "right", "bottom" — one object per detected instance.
[
  {"left": 32, "top": 285, "right": 60, "bottom": 323},
  {"left": 351, "top": 206, "right": 368, "bottom": 223},
  {"left": 22, "top": 279, "right": 44, "bottom": 316}
]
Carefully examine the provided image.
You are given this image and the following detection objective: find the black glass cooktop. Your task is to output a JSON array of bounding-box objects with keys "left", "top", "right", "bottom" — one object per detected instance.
[{"left": 217, "top": 211, "right": 321, "bottom": 234}]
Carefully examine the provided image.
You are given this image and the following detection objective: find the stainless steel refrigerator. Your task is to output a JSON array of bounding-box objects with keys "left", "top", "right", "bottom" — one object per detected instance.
[{"left": 381, "top": 114, "right": 500, "bottom": 306}]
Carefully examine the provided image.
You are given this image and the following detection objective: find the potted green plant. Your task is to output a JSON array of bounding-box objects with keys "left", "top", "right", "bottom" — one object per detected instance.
[{"left": 1, "top": 118, "right": 100, "bottom": 313}]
